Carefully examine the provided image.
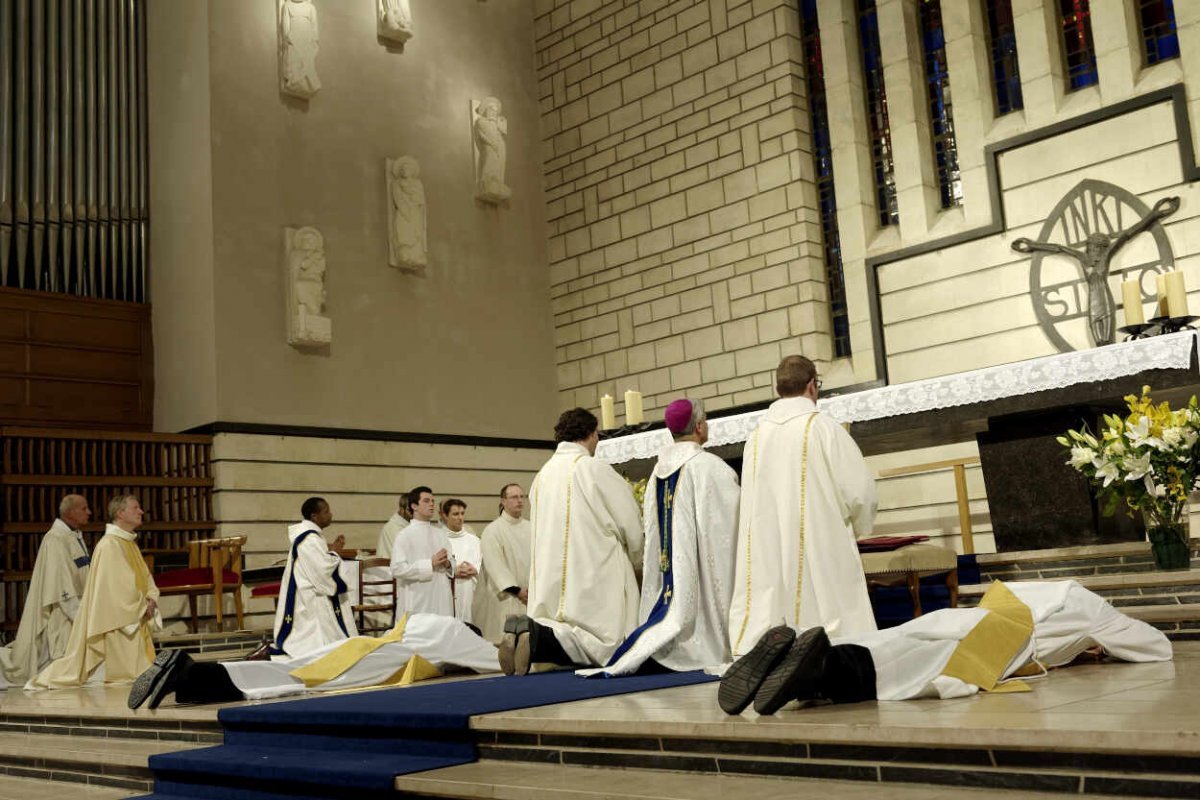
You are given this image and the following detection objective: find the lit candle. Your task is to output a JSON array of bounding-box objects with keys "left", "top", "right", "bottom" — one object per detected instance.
[
  {"left": 1165, "top": 270, "right": 1189, "bottom": 319},
  {"left": 1121, "top": 279, "right": 1145, "bottom": 326},
  {"left": 624, "top": 390, "right": 643, "bottom": 425},
  {"left": 599, "top": 394, "right": 616, "bottom": 430},
  {"left": 1156, "top": 273, "right": 1169, "bottom": 318}
]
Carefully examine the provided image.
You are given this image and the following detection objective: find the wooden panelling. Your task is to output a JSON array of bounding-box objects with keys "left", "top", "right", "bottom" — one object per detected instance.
[{"left": 0, "top": 288, "right": 152, "bottom": 429}]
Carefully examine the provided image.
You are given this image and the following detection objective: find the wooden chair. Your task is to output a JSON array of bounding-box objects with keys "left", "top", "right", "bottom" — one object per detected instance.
[
  {"left": 154, "top": 536, "right": 247, "bottom": 633},
  {"left": 353, "top": 556, "right": 397, "bottom": 635}
]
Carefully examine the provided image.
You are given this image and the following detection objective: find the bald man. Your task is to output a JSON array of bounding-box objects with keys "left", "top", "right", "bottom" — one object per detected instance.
[{"left": 0, "top": 495, "right": 93, "bottom": 685}]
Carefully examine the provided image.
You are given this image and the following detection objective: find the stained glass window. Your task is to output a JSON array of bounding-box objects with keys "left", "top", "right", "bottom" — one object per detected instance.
[
  {"left": 984, "top": 0, "right": 1023, "bottom": 115},
  {"left": 857, "top": 0, "right": 899, "bottom": 226},
  {"left": 1059, "top": 0, "right": 1099, "bottom": 90},
  {"left": 919, "top": 0, "right": 962, "bottom": 209},
  {"left": 1138, "top": 0, "right": 1179, "bottom": 66}
]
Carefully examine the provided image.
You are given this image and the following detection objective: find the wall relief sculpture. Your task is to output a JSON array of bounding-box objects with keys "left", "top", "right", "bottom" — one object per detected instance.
[
  {"left": 378, "top": 0, "right": 413, "bottom": 44},
  {"left": 285, "top": 226, "right": 332, "bottom": 348},
  {"left": 279, "top": 0, "right": 321, "bottom": 99},
  {"left": 472, "top": 97, "right": 511, "bottom": 203},
  {"left": 387, "top": 156, "right": 428, "bottom": 272},
  {"left": 1012, "top": 179, "right": 1180, "bottom": 352}
]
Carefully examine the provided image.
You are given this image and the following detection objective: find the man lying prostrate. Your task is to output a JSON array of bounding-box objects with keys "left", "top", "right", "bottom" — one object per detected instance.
[
  {"left": 127, "top": 614, "right": 500, "bottom": 710},
  {"left": 720, "top": 579, "right": 1172, "bottom": 716}
]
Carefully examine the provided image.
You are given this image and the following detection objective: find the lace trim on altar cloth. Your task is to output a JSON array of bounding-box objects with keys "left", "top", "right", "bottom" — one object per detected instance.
[{"left": 594, "top": 332, "right": 1199, "bottom": 466}]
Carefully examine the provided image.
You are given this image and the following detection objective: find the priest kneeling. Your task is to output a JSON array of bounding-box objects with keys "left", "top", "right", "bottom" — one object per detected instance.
[
  {"left": 29, "top": 495, "right": 159, "bottom": 690},
  {"left": 501, "top": 407, "right": 643, "bottom": 674},
  {"left": 582, "top": 398, "right": 739, "bottom": 676}
]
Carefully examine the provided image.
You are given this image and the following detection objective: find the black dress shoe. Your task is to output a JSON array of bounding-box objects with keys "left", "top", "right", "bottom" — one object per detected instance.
[
  {"left": 718, "top": 625, "right": 795, "bottom": 715},
  {"left": 753, "top": 626, "right": 831, "bottom": 716},
  {"left": 128, "top": 649, "right": 192, "bottom": 710},
  {"left": 243, "top": 640, "right": 273, "bottom": 661}
]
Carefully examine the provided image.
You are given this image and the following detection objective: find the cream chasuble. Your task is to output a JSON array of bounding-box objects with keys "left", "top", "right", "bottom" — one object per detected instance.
[
  {"left": 390, "top": 519, "right": 454, "bottom": 618},
  {"left": 729, "top": 396, "right": 877, "bottom": 658},
  {"left": 447, "top": 528, "right": 481, "bottom": 624},
  {"left": 272, "top": 521, "right": 356, "bottom": 658},
  {"left": 834, "top": 581, "right": 1171, "bottom": 702},
  {"left": 473, "top": 512, "right": 532, "bottom": 643},
  {"left": 29, "top": 525, "right": 157, "bottom": 689},
  {"left": 0, "top": 519, "right": 91, "bottom": 685},
  {"left": 376, "top": 512, "right": 408, "bottom": 560},
  {"left": 528, "top": 441, "right": 644, "bottom": 666},
  {"left": 590, "top": 442, "right": 739, "bottom": 675}
]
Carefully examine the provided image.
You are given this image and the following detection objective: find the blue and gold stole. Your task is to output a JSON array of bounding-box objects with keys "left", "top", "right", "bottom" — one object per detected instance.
[{"left": 605, "top": 466, "right": 682, "bottom": 667}]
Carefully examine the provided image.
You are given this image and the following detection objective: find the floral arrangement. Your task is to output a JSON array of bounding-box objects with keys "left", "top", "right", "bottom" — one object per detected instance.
[{"left": 1058, "top": 386, "right": 1196, "bottom": 568}]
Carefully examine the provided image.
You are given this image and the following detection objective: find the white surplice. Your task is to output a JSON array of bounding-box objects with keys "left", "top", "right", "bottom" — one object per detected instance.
[
  {"left": 272, "top": 521, "right": 357, "bottom": 658},
  {"left": 472, "top": 512, "right": 532, "bottom": 644},
  {"left": 0, "top": 519, "right": 91, "bottom": 685},
  {"left": 592, "top": 442, "right": 739, "bottom": 676},
  {"left": 447, "top": 527, "right": 481, "bottom": 624},
  {"left": 390, "top": 519, "right": 454, "bottom": 618},
  {"left": 222, "top": 614, "right": 500, "bottom": 700},
  {"left": 376, "top": 512, "right": 408, "bottom": 560},
  {"left": 836, "top": 581, "right": 1172, "bottom": 701},
  {"left": 29, "top": 525, "right": 158, "bottom": 689},
  {"left": 729, "top": 396, "right": 877, "bottom": 658},
  {"left": 528, "top": 441, "right": 644, "bottom": 666}
]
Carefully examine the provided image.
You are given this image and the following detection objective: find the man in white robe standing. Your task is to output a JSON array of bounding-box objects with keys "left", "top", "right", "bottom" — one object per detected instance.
[
  {"left": 375, "top": 496, "right": 410, "bottom": 560},
  {"left": 270, "top": 497, "right": 356, "bottom": 658},
  {"left": 0, "top": 495, "right": 93, "bottom": 686},
  {"left": 590, "top": 399, "right": 739, "bottom": 676},
  {"left": 473, "top": 483, "right": 532, "bottom": 644},
  {"left": 30, "top": 495, "right": 159, "bottom": 689},
  {"left": 721, "top": 579, "right": 1171, "bottom": 716},
  {"left": 390, "top": 486, "right": 454, "bottom": 618},
  {"left": 727, "top": 355, "right": 877, "bottom": 674},
  {"left": 502, "top": 408, "right": 643, "bottom": 674},
  {"left": 441, "top": 498, "right": 481, "bottom": 625}
]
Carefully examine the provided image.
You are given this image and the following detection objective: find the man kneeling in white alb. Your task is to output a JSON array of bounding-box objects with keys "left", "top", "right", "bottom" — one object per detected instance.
[{"left": 719, "top": 580, "right": 1172, "bottom": 716}]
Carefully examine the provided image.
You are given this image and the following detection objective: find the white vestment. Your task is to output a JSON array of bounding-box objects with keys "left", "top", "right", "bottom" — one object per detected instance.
[
  {"left": 528, "top": 441, "right": 644, "bottom": 666},
  {"left": 0, "top": 519, "right": 90, "bottom": 685},
  {"left": 729, "top": 396, "right": 877, "bottom": 658},
  {"left": 447, "top": 527, "right": 481, "bottom": 624},
  {"left": 390, "top": 519, "right": 454, "bottom": 618},
  {"left": 376, "top": 512, "right": 408, "bottom": 560},
  {"left": 222, "top": 614, "right": 500, "bottom": 700},
  {"left": 272, "top": 521, "right": 357, "bottom": 658},
  {"left": 472, "top": 512, "right": 532, "bottom": 644},
  {"left": 592, "top": 442, "right": 739, "bottom": 676},
  {"left": 836, "top": 581, "right": 1171, "bottom": 701}
]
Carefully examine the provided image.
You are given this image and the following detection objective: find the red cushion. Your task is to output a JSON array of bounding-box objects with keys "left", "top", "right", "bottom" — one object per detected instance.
[
  {"left": 250, "top": 581, "right": 282, "bottom": 598},
  {"left": 156, "top": 567, "right": 240, "bottom": 589}
]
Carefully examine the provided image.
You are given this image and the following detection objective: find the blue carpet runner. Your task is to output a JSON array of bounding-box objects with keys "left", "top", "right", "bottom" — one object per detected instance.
[{"left": 134, "top": 669, "right": 717, "bottom": 800}]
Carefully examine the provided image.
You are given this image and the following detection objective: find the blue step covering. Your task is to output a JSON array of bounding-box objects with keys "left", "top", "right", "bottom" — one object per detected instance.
[{"left": 135, "top": 668, "right": 718, "bottom": 799}]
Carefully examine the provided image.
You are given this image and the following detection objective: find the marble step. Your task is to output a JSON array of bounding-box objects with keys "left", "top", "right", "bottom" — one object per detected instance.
[
  {"left": 976, "top": 542, "right": 1151, "bottom": 568},
  {"left": 0, "top": 773, "right": 138, "bottom": 800},
  {"left": 960, "top": 568, "right": 1200, "bottom": 597},
  {"left": 0, "top": 730, "right": 204, "bottom": 794},
  {"left": 393, "top": 760, "right": 1175, "bottom": 800}
]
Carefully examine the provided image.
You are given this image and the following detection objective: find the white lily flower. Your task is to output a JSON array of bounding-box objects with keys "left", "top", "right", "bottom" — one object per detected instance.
[
  {"left": 1069, "top": 446, "right": 1096, "bottom": 469},
  {"left": 1093, "top": 458, "right": 1120, "bottom": 487},
  {"left": 1123, "top": 453, "right": 1152, "bottom": 481}
]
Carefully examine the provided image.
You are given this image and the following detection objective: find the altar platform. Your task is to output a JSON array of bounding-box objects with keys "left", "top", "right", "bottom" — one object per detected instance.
[{"left": 1, "top": 640, "right": 1197, "bottom": 799}]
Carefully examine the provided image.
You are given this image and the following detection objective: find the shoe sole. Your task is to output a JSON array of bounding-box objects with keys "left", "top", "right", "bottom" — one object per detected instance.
[
  {"left": 499, "top": 616, "right": 530, "bottom": 676},
  {"left": 128, "top": 650, "right": 179, "bottom": 710},
  {"left": 513, "top": 630, "right": 532, "bottom": 676},
  {"left": 718, "top": 625, "right": 795, "bottom": 715},
  {"left": 753, "top": 627, "right": 831, "bottom": 716}
]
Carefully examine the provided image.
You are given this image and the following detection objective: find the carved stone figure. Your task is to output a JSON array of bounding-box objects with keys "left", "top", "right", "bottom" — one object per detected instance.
[
  {"left": 387, "top": 156, "right": 428, "bottom": 271},
  {"left": 1013, "top": 196, "right": 1180, "bottom": 347},
  {"left": 378, "top": 0, "right": 413, "bottom": 44},
  {"left": 473, "top": 97, "right": 511, "bottom": 203},
  {"left": 285, "top": 226, "right": 332, "bottom": 347},
  {"left": 279, "top": 0, "right": 320, "bottom": 99}
]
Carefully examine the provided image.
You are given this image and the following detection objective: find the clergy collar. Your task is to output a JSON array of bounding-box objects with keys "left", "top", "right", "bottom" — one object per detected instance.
[
  {"left": 765, "top": 395, "right": 817, "bottom": 424},
  {"left": 653, "top": 440, "right": 704, "bottom": 477},
  {"left": 556, "top": 441, "right": 590, "bottom": 457},
  {"left": 500, "top": 511, "right": 523, "bottom": 524},
  {"left": 288, "top": 519, "right": 322, "bottom": 541},
  {"left": 446, "top": 528, "right": 470, "bottom": 538},
  {"left": 104, "top": 523, "right": 137, "bottom": 541},
  {"left": 50, "top": 517, "right": 80, "bottom": 536}
]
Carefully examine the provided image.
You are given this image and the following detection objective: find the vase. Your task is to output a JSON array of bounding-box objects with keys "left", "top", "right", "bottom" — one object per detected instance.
[{"left": 1145, "top": 517, "right": 1192, "bottom": 571}]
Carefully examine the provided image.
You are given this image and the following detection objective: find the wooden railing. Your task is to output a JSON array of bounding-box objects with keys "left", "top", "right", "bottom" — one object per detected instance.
[
  {"left": 877, "top": 456, "right": 981, "bottom": 554},
  {"left": 0, "top": 426, "right": 213, "bottom": 632}
]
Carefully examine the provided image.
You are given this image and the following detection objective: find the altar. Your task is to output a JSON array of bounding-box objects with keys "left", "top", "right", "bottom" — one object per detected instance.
[{"left": 596, "top": 332, "right": 1200, "bottom": 551}]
